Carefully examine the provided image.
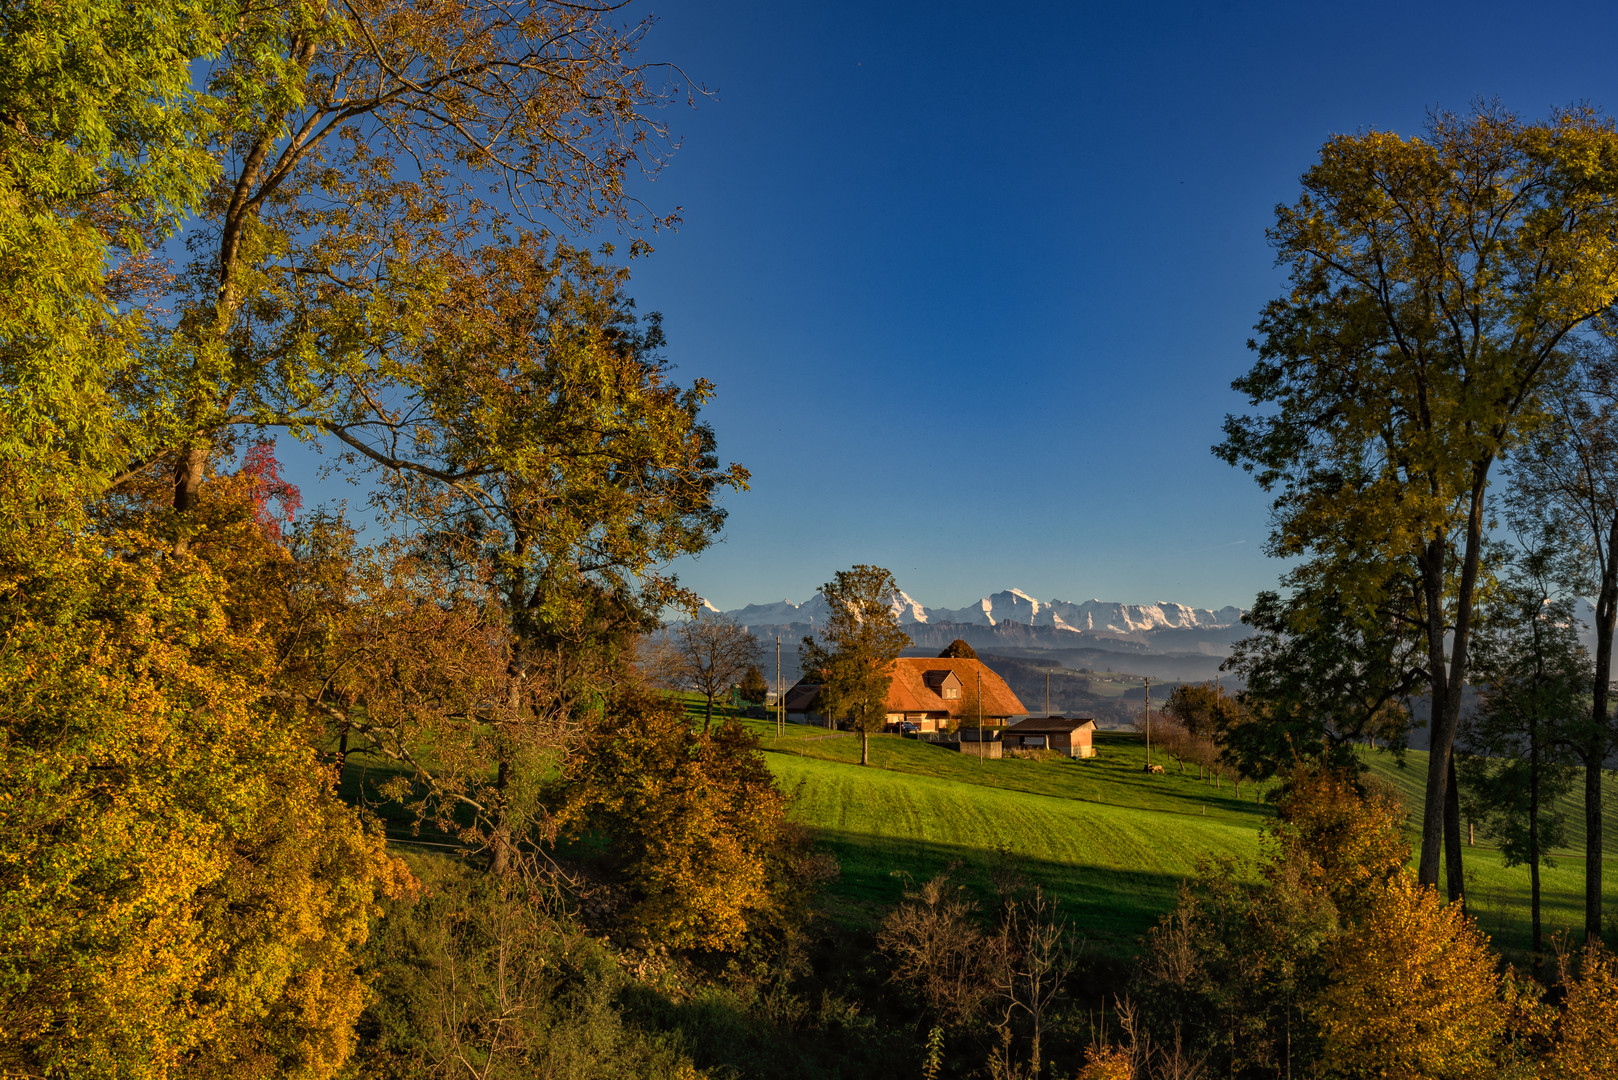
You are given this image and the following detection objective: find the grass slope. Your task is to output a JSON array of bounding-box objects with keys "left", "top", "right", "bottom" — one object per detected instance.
[{"left": 742, "top": 712, "right": 1618, "bottom": 958}]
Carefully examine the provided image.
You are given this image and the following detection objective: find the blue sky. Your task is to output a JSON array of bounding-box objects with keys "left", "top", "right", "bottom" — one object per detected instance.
[{"left": 283, "top": 0, "right": 1618, "bottom": 612}]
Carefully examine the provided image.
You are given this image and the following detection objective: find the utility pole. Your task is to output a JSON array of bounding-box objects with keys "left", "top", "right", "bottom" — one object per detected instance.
[
  {"left": 1045, "top": 670, "right": 1050, "bottom": 716},
  {"left": 775, "top": 636, "right": 783, "bottom": 738},
  {"left": 1144, "top": 676, "right": 1151, "bottom": 768},
  {"left": 977, "top": 668, "right": 983, "bottom": 765}
]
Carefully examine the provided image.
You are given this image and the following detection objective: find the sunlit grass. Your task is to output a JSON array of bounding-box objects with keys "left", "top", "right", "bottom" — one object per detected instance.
[{"left": 745, "top": 709, "right": 1618, "bottom": 960}]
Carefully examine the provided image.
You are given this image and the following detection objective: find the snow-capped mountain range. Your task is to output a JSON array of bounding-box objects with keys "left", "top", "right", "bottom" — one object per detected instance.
[{"left": 713, "top": 588, "right": 1244, "bottom": 637}]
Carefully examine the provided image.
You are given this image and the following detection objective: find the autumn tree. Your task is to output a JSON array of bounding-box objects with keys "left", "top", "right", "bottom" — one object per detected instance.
[
  {"left": 1313, "top": 875, "right": 1506, "bottom": 1078},
  {"left": 1217, "top": 106, "right": 1618, "bottom": 899},
  {"left": 561, "top": 693, "right": 790, "bottom": 952},
  {"left": 670, "top": 614, "right": 762, "bottom": 732},
  {"left": 1265, "top": 768, "right": 1410, "bottom": 919},
  {"left": 940, "top": 638, "right": 978, "bottom": 659},
  {"left": 280, "top": 240, "right": 745, "bottom": 876},
  {"left": 800, "top": 565, "right": 911, "bottom": 766},
  {"left": 0, "top": 13, "right": 414, "bottom": 1076},
  {"left": 1542, "top": 943, "right": 1618, "bottom": 1077},
  {"left": 123, "top": 0, "right": 696, "bottom": 547},
  {"left": 0, "top": 473, "right": 411, "bottom": 1080},
  {"left": 0, "top": 0, "right": 224, "bottom": 491},
  {"left": 1134, "top": 766, "right": 1412, "bottom": 1077}
]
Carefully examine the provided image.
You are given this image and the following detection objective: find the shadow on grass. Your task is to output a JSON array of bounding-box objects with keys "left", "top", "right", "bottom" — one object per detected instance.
[{"left": 810, "top": 828, "right": 1192, "bottom": 954}]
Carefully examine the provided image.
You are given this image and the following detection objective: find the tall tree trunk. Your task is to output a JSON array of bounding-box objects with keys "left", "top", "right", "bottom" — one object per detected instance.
[
  {"left": 1445, "top": 755, "right": 1464, "bottom": 904},
  {"left": 1419, "top": 542, "right": 1453, "bottom": 891},
  {"left": 1420, "top": 480, "right": 1487, "bottom": 901},
  {"left": 1530, "top": 712, "right": 1543, "bottom": 960},
  {"left": 860, "top": 729, "right": 869, "bottom": 766},
  {"left": 1587, "top": 516, "right": 1618, "bottom": 941},
  {"left": 704, "top": 694, "right": 713, "bottom": 734}
]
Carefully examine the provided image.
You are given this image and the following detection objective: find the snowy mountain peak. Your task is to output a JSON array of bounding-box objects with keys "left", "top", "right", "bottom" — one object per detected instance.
[
  {"left": 712, "top": 589, "right": 1245, "bottom": 636},
  {"left": 889, "top": 589, "right": 928, "bottom": 624}
]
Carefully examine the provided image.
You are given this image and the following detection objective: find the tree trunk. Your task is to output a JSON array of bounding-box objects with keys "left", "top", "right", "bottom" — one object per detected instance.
[
  {"left": 1420, "top": 479, "right": 1486, "bottom": 904},
  {"left": 334, "top": 720, "right": 350, "bottom": 789},
  {"left": 704, "top": 694, "right": 713, "bottom": 734},
  {"left": 490, "top": 757, "right": 513, "bottom": 875},
  {"left": 170, "top": 443, "right": 210, "bottom": 553},
  {"left": 1445, "top": 754, "right": 1464, "bottom": 904},
  {"left": 1418, "top": 541, "right": 1452, "bottom": 891},
  {"left": 1586, "top": 516, "right": 1618, "bottom": 941},
  {"left": 860, "top": 729, "right": 869, "bottom": 766},
  {"left": 1530, "top": 712, "right": 1543, "bottom": 961}
]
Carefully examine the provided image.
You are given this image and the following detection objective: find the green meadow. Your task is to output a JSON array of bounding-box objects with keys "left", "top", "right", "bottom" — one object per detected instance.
[{"left": 737, "top": 714, "right": 1618, "bottom": 959}]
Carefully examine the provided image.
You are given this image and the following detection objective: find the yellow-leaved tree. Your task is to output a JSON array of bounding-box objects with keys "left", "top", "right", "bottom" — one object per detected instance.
[
  {"left": 0, "top": 473, "right": 413, "bottom": 1080},
  {"left": 1312, "top": 874, "right": 1505, "bottom": 1079},
  {"left": 1542, "top": 943, "right": 1618, "bottom": 1079},
  {"left": 562, "top": 694, "right": 789, "bottom": 952}
]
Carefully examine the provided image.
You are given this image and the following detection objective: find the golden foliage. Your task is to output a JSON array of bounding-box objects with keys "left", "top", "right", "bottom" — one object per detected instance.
[
  {"left": 1265, "top": 766, "right": 1409, "bottom": 916},
  {"left": 0, "top": 481, "right": 407, "bottom": 1079},
  {"left": 1313, "top": 874, "right": 1504, "bottom": 1079},
  {"left": 563, "top": 697, "right": 788, "bottom": 953},
  {"left": 1542, "top": 943, "right": 1618, "bottom": 1080},
  {"left": 1075, "top": 1044, "right": 1134, "bottom": 1080}
]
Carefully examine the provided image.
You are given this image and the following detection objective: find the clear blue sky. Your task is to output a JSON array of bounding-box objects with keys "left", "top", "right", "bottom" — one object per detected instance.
[{"left": 285, "top": 0, "right": 1618, "bottom": 612}]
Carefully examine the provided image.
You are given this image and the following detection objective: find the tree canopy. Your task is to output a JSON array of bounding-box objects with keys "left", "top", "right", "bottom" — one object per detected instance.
[
  {"left": 1217, "top": 105, "right": 1618, "bottom": 898},
  {"left": 800, "top": 565, "right": 911, "bottom": 766}
]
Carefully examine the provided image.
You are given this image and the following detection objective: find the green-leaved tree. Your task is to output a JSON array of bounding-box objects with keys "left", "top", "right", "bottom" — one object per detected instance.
[
  {"left": 1217, "top": 105, "right": 1618, "bottom": 899},
  {"left": 800, "top": 565, "right": 911, "bottom": 766}
]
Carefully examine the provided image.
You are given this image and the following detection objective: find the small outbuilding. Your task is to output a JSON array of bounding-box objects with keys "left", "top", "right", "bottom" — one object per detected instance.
[{"left": 1001, "top": 716, "right": 1097, "bottom": 758}]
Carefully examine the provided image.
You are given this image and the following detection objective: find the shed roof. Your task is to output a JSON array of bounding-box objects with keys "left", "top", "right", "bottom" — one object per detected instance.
[
  {"left": 783, "top": 681, "right": 823, "bottom": 712},
  {"left": 1003, "top": 715, "right": 1097, "bottom": 735}
]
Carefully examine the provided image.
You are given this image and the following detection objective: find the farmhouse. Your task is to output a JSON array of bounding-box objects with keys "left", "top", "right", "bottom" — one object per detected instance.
[
  {"left": 784, "top": 657, "right": 1026, "bottom": 732},
  {"left": 1000, "top": 715, "right": 1097, "bottom": 758}
]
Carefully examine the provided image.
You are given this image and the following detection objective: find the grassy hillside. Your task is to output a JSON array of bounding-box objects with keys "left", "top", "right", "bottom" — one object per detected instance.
[{"left": 743, "top": 714, "right": 1618, "bottom": 959}]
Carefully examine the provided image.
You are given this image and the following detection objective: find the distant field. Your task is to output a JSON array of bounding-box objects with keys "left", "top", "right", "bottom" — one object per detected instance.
[{"left": 743, "top": 714, "right": 1618, "bottom": 959}]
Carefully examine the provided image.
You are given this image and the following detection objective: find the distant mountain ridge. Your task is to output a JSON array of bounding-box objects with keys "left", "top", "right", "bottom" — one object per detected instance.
[{"left": 713, "top": 588, "right": 1244, "bottom": 636}]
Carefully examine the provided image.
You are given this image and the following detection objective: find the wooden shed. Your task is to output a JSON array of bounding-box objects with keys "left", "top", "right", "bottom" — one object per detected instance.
[{"left": 1000, "top": 716, "right": 1097, "bottom": 758}]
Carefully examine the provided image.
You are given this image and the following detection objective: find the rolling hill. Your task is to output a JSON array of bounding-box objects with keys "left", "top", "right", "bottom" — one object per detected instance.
[{"left": 737, "top": 716, "right": 1618, "bottom": 960}]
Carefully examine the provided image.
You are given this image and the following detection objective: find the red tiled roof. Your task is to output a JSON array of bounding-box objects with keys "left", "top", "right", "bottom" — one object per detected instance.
[
  {"left": 891, "top": 657, "right": 1026, "bottom": 718},
  {"left": 784, "top": 658, "right": 1027, "bottom": 719}
]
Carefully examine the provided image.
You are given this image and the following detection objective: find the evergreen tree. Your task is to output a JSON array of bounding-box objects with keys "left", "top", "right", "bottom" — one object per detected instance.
[{"left": 1459, "top": 543, "right": 1584, "bottom": 960}]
